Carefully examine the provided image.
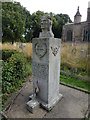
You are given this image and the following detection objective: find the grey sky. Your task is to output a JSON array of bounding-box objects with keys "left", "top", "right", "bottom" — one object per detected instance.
[{"left": 15, "top": 0, "right": 89, "bottom": 22}]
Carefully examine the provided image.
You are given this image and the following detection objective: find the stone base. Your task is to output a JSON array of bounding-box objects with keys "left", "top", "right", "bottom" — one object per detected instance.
[
  {"left": 26, "top": 99, "right": 40, "bottom": 113},
  {"left": 27, "top": 94, "right": 63, "bottom": 113},
  {"left": 40, "top": 94, "right": 63, "bottom": 111}
]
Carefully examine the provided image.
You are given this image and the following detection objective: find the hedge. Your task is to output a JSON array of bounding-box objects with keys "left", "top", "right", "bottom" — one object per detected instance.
[
  {"left": 2, "top": 50, "right": 26, "bottom": 94},
  {"left": 2, "top": 50, "right": 19, "bottom": 61}
]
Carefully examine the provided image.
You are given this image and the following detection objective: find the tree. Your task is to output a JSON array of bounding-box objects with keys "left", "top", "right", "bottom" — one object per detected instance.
[
  {"left": 31, "top": 11, "right": 45, "bottom": 38},
  {"left": 30, "top": 11, "right": 72, "bottom": 39},
  {"left": 2, "top": 2, "right": 72, "bottom": 43},
  {"left": 2, "top": 2, "right": 26, "bottom": 43},
  {"left": 52, "top": 14, "right": 72, "bottom": 38},
  {"left": 22, "top": 7, "right": 33, "bottom": 42}
]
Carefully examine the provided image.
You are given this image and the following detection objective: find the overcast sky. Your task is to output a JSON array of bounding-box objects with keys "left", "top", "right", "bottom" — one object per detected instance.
[{"left": 15, "top": 0, "right": 89, "bottom": 22}]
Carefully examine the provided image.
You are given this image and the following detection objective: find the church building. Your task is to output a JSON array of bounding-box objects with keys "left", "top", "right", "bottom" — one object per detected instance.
[{"left": 62, "top": 4, "right": 90, "bottom": 42}]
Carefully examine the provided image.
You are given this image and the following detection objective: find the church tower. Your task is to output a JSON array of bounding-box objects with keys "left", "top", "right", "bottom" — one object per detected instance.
[
  {"left": 74, "top": 6, "right": 82, "bottom": 23},
  {"left": 87, "top": 2, "right": 90, "bottom": 42},
  {"left": 87, "top": 2, "right": 90, "bottom": 22}
]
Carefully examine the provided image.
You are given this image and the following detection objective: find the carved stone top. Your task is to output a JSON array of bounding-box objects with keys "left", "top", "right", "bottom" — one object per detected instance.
[{"left": 39, "top": 15, "right": 54, "bottom": 38}]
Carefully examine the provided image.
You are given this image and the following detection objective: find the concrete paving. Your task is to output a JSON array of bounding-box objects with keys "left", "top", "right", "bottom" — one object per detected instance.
[{"left": 3, "top": 78, "right": 88, "bottom": 118}]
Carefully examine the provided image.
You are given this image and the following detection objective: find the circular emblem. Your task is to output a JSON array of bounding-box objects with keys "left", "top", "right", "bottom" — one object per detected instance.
[{"left": 35, "top": 43, "right": 47, "bottom": 58}]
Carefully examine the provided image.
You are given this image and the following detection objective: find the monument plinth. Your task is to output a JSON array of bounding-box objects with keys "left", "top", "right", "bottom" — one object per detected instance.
[{"left": 27, "top": 16, "right": 62, "bottom": 113}]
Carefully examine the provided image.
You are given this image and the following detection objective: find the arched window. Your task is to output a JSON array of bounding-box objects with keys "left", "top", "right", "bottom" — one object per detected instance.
[
  {"left": 83, "top": 29, "right": 88, "bottom": 41},
  {"left": 67, "top": 30, "right": 72, "bottom": 41}
]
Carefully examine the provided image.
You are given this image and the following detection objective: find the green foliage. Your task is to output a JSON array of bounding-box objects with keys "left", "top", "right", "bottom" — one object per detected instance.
[
  {"left": 23, "top": 7, "right": 33, "bottom": 42},
  {"left": 2, "top": 50, "right": 33, "bottom": 106},
  {"left": 26, "top": 58, "right": 32, "bottom": 76},
  {"left": 31, "top": 11, "right": 45, "bottom": 38},
  {"left": 61, "top": 59, "right": 88, "bottom": 77},
  {"left": 2, "top": 1, "right": 72, "bottom": 43},
  {"left": 31, "top": 11, "right": 72, "bottom": 38},
  {"left": 2, "top": 49, "right": 18, "bottom": 61},
  {"left": 52, "top": 14, "right": 72, "bottom": 38},
  {"left": 2, "top": 51, "right": 26, "bottom": 95},
  {"left": 9, "top": 52, "right": 26, "bottom": 79},
  {"left": 60, "top": 74, "right": 90, "bottom": 92},
  {"left": 2, "top": 2, "right": 27, "bottom": 43}
]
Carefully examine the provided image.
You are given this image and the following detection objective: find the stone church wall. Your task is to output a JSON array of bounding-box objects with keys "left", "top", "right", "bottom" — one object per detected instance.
[{"left": 62, "top": 21, "right": 88, "bottom": 42}]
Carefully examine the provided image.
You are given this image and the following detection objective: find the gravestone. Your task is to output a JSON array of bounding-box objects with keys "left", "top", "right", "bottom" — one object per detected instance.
[
  {"left": 80, "top": 50, "right": 87, "bottom": 56},
  {"left": 27, "top": 16, "right": 62, "bottom": 113}
]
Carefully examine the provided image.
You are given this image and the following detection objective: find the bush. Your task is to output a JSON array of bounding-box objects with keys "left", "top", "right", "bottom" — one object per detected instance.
[
  {"left": 9, "top": 52, "right": 26, "bottom": 79},
  {"left": 26, "top": 58, "right": 32, "bottom": 76},
  {"left": 2, "top": 51, "right": 26, "bottom": 94},
  {"left": 2, "top": 50, "right": 19, "bottom": 61}
]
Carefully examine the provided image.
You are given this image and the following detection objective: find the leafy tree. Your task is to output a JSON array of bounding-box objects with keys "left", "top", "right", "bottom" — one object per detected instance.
[
  {"left": 31, "top": 11, "right": 44, "bottom": 38},
  {"left": 2, "top": 2, "right": 26, "bottom": 44},
  {"left": 22, "top": 7, "right": 33, "bottom": 42},
  {"left": 30, "top": 11, "right": 72, "bottom": 39},
  {"left": 2, "top": 1, "right": 72, "bottom": 43},
  {"left": 52, "top": 14, "right": 72, "bottom": 38}
]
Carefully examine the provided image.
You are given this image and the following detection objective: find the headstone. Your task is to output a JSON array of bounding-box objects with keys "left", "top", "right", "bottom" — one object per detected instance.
[
  {"left": 19, "top": 43, "right": 26, "bottom": 51},
  {"left": 80, "top": 50, "right": 87, "bottom": 56},
  {"left": 0, "top": 43, "right": 2, "bottom": 47},
  {"left": 27, "top": 15, "right": 62, "bottom": 113},
  {"left": 13, "top": 43, "right": 17, "bottom": 47}
]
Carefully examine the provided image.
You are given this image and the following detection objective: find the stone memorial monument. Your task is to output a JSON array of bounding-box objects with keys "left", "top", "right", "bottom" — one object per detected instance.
[{"left": 27, "top": 15, "right": 62, "bottom": 113}]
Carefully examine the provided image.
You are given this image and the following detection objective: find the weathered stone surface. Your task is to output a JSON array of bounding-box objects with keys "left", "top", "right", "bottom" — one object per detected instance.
[
  {"left": 39, "top": 16, "right": 54, "bottom": 38},
  {"left": 27, "top": 99, "right": 40, "bottom": 113},
  {"left": 80, "top": 50, "right": 87, "bottom": 56},
  {"left": 31, "top": 38, "right": 62, "bottom": 110},
  {"left": 62, "top": 6, "right": 89, "bottom": 42},
  {"left": 27, "top": 16, "right": 62, "bottom": 112}
]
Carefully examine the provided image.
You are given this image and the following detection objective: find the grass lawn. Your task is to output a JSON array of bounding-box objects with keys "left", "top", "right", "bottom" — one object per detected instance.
[{"left": 60, "top": 74, "right": 90, "bottom": 92}]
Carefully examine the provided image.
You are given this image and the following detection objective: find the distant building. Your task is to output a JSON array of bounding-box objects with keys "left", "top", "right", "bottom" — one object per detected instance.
[
  {"left": 62, "top": 4, "right": 90, "bottom": 42},
  {"left": 88, "top": 2, "right": 90, "bottom": 42}
]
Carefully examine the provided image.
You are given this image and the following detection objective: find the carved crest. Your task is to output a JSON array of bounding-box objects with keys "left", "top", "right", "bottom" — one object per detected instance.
[
  {"left": 35, "top": 43, "right": 47, "bottom": 58},
  {"left": 51, "top": 47, "right": 59, "bottom": 56}
]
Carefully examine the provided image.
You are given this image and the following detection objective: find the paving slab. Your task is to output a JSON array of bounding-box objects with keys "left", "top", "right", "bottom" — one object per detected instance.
[
  {"left": 3, "top": 79, "right": 88, "bottom": 118},
  {"left": 44, "top": 85, "right": 88, "bottom": 118}
]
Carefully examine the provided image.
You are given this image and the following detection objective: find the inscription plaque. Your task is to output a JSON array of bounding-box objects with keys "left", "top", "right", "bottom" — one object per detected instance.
[{"left": 32, "top": 63, "right": 48, "bottom": 79}]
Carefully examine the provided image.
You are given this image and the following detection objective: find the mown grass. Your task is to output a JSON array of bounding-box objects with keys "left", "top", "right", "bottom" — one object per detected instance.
[{"left": 60, "top": 74, "right": 90, "bottom": 92}]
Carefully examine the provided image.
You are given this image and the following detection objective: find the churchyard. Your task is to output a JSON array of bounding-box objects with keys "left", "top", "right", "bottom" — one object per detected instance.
[
  {"left": 1, "top": 0, "right": 90, "bottom": 118},
  {"left": 1, "top": 41, "right": 88, "bottom": 78},
  {"left": 1, "top": 41, "right": 89, "bottom": 119},
  {"left": 1, "top": 41, "right": 89, "bottom": 104}
]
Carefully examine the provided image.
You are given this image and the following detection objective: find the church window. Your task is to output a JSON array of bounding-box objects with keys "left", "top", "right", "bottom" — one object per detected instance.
[{"left": 67, "top": 30, "right": 72, "bottom": 41}]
